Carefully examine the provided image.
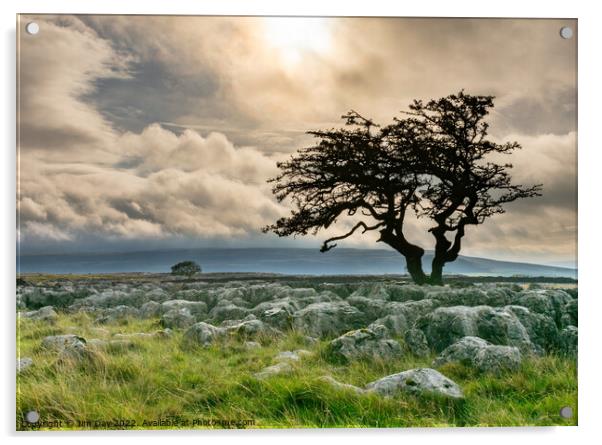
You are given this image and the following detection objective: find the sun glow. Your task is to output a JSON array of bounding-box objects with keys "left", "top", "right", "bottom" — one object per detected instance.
[{"left": 262, "top": 17, "right": 332, "bottom": 66}]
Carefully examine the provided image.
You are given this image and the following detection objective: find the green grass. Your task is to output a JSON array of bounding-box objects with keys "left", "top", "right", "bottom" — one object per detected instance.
[{"left": 17, "top": 313, "right": 577, "bottom": 430}]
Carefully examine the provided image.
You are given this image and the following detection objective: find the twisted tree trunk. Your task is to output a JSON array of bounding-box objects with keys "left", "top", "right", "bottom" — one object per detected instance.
[
  {"left": 380, "top": 228, "right": 428, "bottom": 285},
  {"left": 405, "top": 255, "right": 428, "bottom": 285}
]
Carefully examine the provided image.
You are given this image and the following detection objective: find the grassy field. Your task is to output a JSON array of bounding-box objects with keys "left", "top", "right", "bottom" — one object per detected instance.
[{"left": 17, "top": 312, "right": 577, "bottom": 430}]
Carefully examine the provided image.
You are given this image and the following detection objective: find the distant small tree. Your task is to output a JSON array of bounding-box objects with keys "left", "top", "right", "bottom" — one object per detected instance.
[{"left": 170, "top": 261, "right": 202, "bottom": 277}]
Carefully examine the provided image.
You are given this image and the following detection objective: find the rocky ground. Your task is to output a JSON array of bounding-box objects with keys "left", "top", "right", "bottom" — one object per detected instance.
[{"left": 16, "top": 275, "right": 578, "bottom": 429}]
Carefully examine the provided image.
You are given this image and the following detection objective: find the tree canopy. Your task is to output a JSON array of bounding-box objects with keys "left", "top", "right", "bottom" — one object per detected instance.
[
  {"left": 170, "top": 260, "right": 202, "bottom": 277},
  {"left": 263, "top": 91, "right": 542, "bottom": 285}
]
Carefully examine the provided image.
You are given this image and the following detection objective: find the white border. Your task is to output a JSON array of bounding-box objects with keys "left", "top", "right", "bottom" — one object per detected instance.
[{"left": 2, "top": 1, "right": 601, "bottom": 444}]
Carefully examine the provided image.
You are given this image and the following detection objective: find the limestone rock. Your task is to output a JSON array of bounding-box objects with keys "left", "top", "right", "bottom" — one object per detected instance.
[
  {"left": 21, "top": 306, "right": 58, "bottom": 322},
  {"left": 251, "top": 300, "right": 296, "bottom": 330},
  {"left": 95, "top": 305, "right": 140, "bottom": 324},
  {"left": 385, "top": 299, "right": 439, "bottom": 328},
  {"left": 404, "top": 328, "right": 430, "bottom": 357},
  {"left": 161, "top": 300, "right": 207, "bottom": 316},
  {"left": 318, "top": 375, "right": 366, "bottom": 395},
  {"left": 113, "top": 329, "right": 172, "bottom": 340},
  {"left": 160, "top": 308, "right": 196, "bottom": 329},
  {"left": 17, "top": 357, "right": 33, "bottom": 374},
  {"left": 561, "top": 299, "right": 578, "bottom": 328},
  {"left": 416, "top": 305, "right": 534, "bottom": 353},
  {"left": 139, "top": 301, "right": 162, "bottom": 318},
  {"left": 427, "top": 287, "right": 514, "bottom": 308},
  {"left": 558, "top": 326, "right": 578, "bottom": 356},
  {"left": 257, "top": 307, "right": 293, "bottom": 330},
  {"left": 292, "top": 301, "right": 366, "bottom": 337},
  {"left": 351, "top": 283, "right": 427, "bottom": 303},
  {"left": 474, "top": 345, "right": 522, "bottom": 374},
  {"left": 42, "top": 334, "right": 87, "bottom": 352},
  {"left": 223, "top": 316, "right": 275, "bottom": 338},
  {"left": 275, "top": 350, "right": 312, "bottom": 362},
  {"left": 327, "top": 327, "right": 403, "bottom": 363},
  {"left": 208, "top": 303, "right": 249, "bottom": 323},
  {"left": 511, "top": 289, "right": 573, "bottom": 326},
  {"left": 253, "top": 361, "right": 293, "bottom": 379},
  {"left": 369, "top": 314, "right": 409, "bottom": 337},
  {"left": 433, "top": 336, "right": 521, "bottom": 374},
  {"left": 365, "top": 368, "right": 463, "bottom": 399},
  {"left": 505, "top": 305, "right": 558, "bottom": 353},
  {"left": 346, "top": 295, "right": 388, "bottom": 322},
  {"left": 182, "top": 322, "right": 225, "bottom": 347},
  {"left": 41, "top": 334, "right": 92, "bottom": 361}
]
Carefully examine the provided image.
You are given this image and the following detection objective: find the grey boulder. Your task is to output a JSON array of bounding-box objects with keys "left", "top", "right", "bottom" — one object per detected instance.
[
  {"left": 253, "top": 361, "right": 293, "bottom": 380},
  {"left": 292, "top": 301, "right": 366, "bottom": 337},
  {"left": 41, "top": 334, "right": 92, "bottom": 361},
  {"left": 327, "top": 326, "right": 403, "bottom": 363},
  {"left": 561, "top": 299, "right": 578, "bottom": 328},
  {"left": 139, "top": 301, "right": 162, "bottom": 318},
  {"left": 433, "top": 336, "right": 521, "bottom": 374},
  {"left": 160, "top": 308, "right": 196, "bottom": 329},
  {"left": 42, "top": 334, "right": 87, "bottom": 352},
  {"left": 182, "top": 322, "right": 225, "bottom": 347},
  {"left": 95, "top": 305, "right": 140, "bottom": 324},
  {"left": 404, "top": 328, "right": 430, "bottom": 357},
  {"left": 17, "top": 357, "right": 33, "bottom": 374},
  {"left": 385, "top": 299, "right": 439, "bottom": 328},
  {"left": 208, "top": 303, "right": 249, "bottom": 323},
  {"left": 161, "top": 300, "right": 207, "bottom": 317},
  {"left": 223, "top": 316, "right": 275, "bottom": 338},
  {"left": 275, "top": 350, "right": 312, "bottom": 362},
  {"left": 257, "top": 306, "right": 294, "bottom": 330},
  {"left": 368, "top": 314, "right": 410, "bottom": 337},
  {"left": 318, "top": 375, "right": 366, "bottom": 395},
  {"left": 416, "top": 305, "right": 534, "bottom": 353},
  {"left": 21, "top": 306, "right": 58, "bottom": 322},
  {"left": 365, "top": 368, "right": 463, "bottom": 399},
  {"left": 558, "top": 326, "right": 578, "bottom": 356},
  {"left": 511, "top": 289, "right": 574, "bottom": 326},
  {"left": 346, "top": 295, "right": 388, "bottom": 322},
  {"left": 113, "top": 329, "right": 172, "bottom": 340},
  {"left": 505, "top": 305, "right": 558, "bottom": 353}
]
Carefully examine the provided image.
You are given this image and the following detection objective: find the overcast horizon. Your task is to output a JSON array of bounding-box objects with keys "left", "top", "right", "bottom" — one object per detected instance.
[
  {"left": 17, "top": 15, "right": 577, "bottom": 266},
  {"left": 17, "top": 246, "right": 576, "bottom": 271}
]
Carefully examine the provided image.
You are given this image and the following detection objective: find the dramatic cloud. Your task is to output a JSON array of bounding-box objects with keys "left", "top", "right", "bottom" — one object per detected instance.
[
  {"left": 70, "top": 16, "right": 577, "bottom": 154},
  {"left": 17, "top": 15, "right": 577, "bottom": 263},
  {"left": 18, "top": 16, "right": 131, "bottom": 162},
  {"left": 18, "top": 16, "right": 285, "bottom": 250},
  {"left": 20, "top": 125, "right": 285, "bottom": 243}
]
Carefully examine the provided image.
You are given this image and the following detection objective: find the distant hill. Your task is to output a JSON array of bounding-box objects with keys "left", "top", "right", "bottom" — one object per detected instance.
[{"left": 18, "top": 247, "right": 577, "bottom": 278}]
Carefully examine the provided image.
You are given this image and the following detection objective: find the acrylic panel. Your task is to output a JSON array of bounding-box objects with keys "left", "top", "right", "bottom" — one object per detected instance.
[{"left": 16, "top": 15, "right": 577, "bottom": 430}]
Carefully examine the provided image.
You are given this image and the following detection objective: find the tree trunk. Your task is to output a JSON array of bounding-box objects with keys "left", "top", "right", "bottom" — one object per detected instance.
[
  {"left": 430, "top": 225, "right": 451, "bottom": 286},
  {"left": 379, "top": 229, "right": 428, "bottom": 285},
  {"left": 429, "top": 259, "right": 444, "bottom": 285},
  {"left": 405, "top": 255, "right": 428, "bottom": 285}
]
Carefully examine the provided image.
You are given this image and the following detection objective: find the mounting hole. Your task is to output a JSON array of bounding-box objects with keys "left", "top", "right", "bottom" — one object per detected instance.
[
  {"left": 559, "top": 26, "right": 573, "bottom": 39},
  {"left": 559, "top": 406, "right": 573, "bottom": 419},
  {"left": 25, "top": 22, "right": 39, "bottom": 35},
  {"left": 25, "top": 410, "right": 40, "bottom": 423}
]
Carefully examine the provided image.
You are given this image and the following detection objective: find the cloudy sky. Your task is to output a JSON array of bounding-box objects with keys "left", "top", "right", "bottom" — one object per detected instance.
[{"left": 17, "top": 15, "right": 577, "bottom": 266}]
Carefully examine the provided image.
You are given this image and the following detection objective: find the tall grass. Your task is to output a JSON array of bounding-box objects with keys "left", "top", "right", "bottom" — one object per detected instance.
[{"left": 17, "top": 313, "right": 577, "bottom": 429}]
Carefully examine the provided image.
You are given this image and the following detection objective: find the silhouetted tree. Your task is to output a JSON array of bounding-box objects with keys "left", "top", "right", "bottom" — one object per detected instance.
[
  {"left": 170, "top": 260, "right": 202, "bottom": 277},
  {"left": 263, "top": 91, "right": 542, "bottom": 285}
]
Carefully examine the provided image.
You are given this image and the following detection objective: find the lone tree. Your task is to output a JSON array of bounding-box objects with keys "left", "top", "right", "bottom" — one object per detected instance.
[
  {"left": 170, "top": 260, "right": 202, "bottom": 277},
  {"left": 263, "top": 91, "right": 542, "bottom": 285}
]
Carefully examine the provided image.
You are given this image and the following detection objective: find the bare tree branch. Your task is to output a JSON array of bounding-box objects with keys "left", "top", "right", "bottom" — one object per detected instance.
[{"left": 320, "top": 221, "right": 386, "bottom": 252}]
